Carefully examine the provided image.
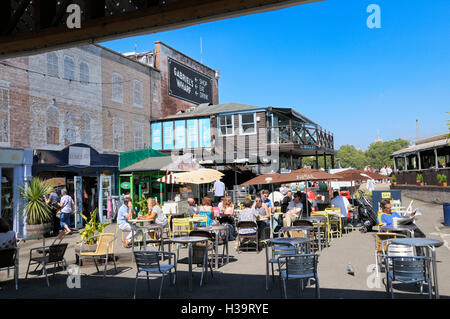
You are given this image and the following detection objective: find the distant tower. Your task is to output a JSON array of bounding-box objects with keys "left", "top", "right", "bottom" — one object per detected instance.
[{"left": 416, "top": 119, "right": 419, "bottom": 140}]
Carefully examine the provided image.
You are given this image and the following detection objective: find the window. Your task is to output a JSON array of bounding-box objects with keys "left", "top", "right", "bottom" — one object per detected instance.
[
  {"left": 47, "top": 53, "right": 59, "bottom": 77},
  {"left": 217, "top": 115, "right": 234, "bottom": 136},
  {"left": 80, "top": 112, "right": 91, "bottom": 144},
  {"left": 46, "top": 105, "right": 59, "bottom": 145},
  {"left": 113, "top": 117, "right": 124, "bottom": 151},
  {"left": 64, "top": 56, "right": 75, "bottom": 81},
  {"left": 0, "top": 87, "right": 9, "bottom": 144},
  {"left": 153, "top": 82, "right": 159, "bottom": 102},
  {"left": 79, "top": 62, "right": 89, "bottom": 85},
  {"left": 133, "top": 79, "right": 143, "bottom": 107},
  {"left": 133, "top": 121, "right": 144, "bottom": 150},
  {"left": 239, "top": 113, "right": 256, "bottom": 135},
  {"left": 112, "top": 72, "right": 123, "bottom": 103}
]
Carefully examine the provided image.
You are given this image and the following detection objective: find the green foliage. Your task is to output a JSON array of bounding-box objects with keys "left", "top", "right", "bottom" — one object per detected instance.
[
  {"left": 437, "top": 174, "right": 447, "bottom": 183},
  {"left": 319, "top": 183, "right": 328, "bottom": 192},
  {"left": 336, "top": 145, "right": 367, "bottom": 170},
  {"left": 416, "top": 174, "right": 424, "bottom": 182},
  {"left": 19, "top": 177, "right": 54, "bottom": 225},
  {"left": 390, "top": 175, "right": 396, "bottom": 183},
  {"left": 136, "top": 195, "right": 148, "bottom": 216},
  {"left": 365, "top": 139, "right": 410, "bottom": 169},
  {"left": 79, "top": 208, "right": 110, "bottom": 245}
]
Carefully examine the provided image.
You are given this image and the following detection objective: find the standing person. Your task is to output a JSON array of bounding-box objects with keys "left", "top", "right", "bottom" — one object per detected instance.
[
  {"left": 117, "top": 196, "right": 134, "bottom": 248},
  {"left": 44, "top": 189, "right": 60, "bottom": 235},
  {"left": 58, "top": 188, "right": 74, "bottom": 235},
  {"left": 212, "top": 179, "right": 226, "bottom": 206}
]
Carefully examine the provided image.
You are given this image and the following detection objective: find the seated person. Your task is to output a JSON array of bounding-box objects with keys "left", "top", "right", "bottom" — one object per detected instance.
[
  {"left": 218, "top": 196, "right": 235, "bottom": 217},
  {"left": 377, "top": 199, "right": 402, "bottom": 227},
  {"left": 283, "top": 192, "right": 303, "bottom": 233},
  {"left": 238, "top": 198, "right": 259, "bottom": 238},
  {"left": 187, "top": 198, "right": 198, "bottom": 217},
  {"left": 330, "top": 191, "right": 350, "bottom": 218},
  {"left": 117, "top": 196, "right": 134, "bottom": 248},
  {"left": 252, "top": 195, "right": 270, "bottom": 239},
  {"left": 300, "top": 192, "right": 313, "bottom": 217},
  {"left": 195, "top": 196, "right": 214, "bottom": 226},
  {"left": 280, "top": 190, "right": 292, "bottom": 213},
  {"left": 141, "top": 198, "right": 168, "bottom": 241},
  {"left": 0, "top": 218, "right": 16, "bottom": 249}
]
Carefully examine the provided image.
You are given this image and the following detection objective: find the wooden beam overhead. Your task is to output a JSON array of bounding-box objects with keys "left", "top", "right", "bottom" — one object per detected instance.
[{"left": 0, "top": 0, "right": 321, "bottom": 59}]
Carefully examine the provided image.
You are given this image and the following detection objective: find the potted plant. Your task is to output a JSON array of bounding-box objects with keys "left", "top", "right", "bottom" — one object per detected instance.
[
  {"left": 78, "top": 208, "right": 110, "bottom": 250},
  {"left": 437, "top": 174, "right": 447, "bottom": 187},
  {"left": 20, "top": 177, "right": 54, "bottom": 237},
  {"left": 391, "top": 175, "right": 397, "bottom": 186},
  {"left": 416, "top": 174, "right": 424, "bottom": 186}
]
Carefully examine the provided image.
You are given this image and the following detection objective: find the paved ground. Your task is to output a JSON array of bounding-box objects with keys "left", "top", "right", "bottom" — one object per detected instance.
[{"left": 1, "top": 183, "right": 449, "bottom": 299}]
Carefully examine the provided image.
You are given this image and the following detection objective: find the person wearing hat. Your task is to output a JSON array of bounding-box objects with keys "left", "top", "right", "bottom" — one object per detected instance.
[{"left": 117, "top": 196, "right": 134, "bottom": 248}]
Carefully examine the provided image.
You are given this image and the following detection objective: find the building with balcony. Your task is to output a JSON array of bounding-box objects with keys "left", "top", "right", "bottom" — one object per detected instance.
[{"left": 150, "top": 102, "right": 336, "bottom": 186}]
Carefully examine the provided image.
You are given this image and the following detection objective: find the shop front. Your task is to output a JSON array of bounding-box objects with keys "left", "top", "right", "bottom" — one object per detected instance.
[
  {"left": 33, "top": 143, "right": 119, "bottom": 226},
  {"left": 0, "top": 148, "right": 33, "bottom": 237}
]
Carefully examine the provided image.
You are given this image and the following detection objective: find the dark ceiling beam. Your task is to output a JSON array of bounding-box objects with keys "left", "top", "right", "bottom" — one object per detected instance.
[
  {"left": 3, "top": 0, "right": 31, "bottom": 36},
  {"left": 0, "top": 0, "right": 321, "bottom": 59},
  {"left": 0, "top": 1, "right": 12, "bottom": 35}
]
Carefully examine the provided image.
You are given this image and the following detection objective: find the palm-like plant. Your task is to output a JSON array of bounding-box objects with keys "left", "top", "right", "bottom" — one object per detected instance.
[
  {"left": 20, "top": 177, "right": 54, "bottom": 225},
  {"left": 79, "top": 208, "right": 110, "bottom": 245}
]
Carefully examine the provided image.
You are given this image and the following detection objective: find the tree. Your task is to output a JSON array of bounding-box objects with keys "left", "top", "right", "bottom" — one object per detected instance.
[
  {"left": 335, "top": 145, "right": 367, "bottom": 169},
  {"left": 365, "top": 138, "right": 410, "bottom": 169}
]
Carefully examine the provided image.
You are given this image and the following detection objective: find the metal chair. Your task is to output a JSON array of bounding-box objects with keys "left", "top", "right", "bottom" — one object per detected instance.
[
  {"left": 264, "top": 241, "right": 298, "bottom": 292},
  {"left": 78, "top": 233, "right": 117, "bottom": 278},
  {"left": 278, "top": 254, "right": 320, "bottom": 299},
  {"left": 236, "top": 221, "right": 259, "bottom": 253},
  {"left": 305, "top": 216, "right": 328, "bottom": 250},
  {"left": 384, "top": 255, "right": 432, "bottom": 299},
  {"left": 133, "top": 250, "right": 177, "bottom": 299},
  {"left": 25, "top": 243, "right": 68, "bottom": 287},
  {"left": 0, "top": 248, "right": 18, "bottom": 290},
  {"left": 292, "top": 220, "right": 317, "bottom": 251}
]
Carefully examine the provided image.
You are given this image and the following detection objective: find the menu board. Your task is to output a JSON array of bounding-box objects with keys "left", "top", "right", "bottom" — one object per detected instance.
[
  {"left": 186, "top": 119, "right": 198, "bottom": 148},
  {"left": 163, "top": 121, "right": 174, "bottom": 150},
  {"left": 174, "top": 120, "right": 186, "bottom": 149},
  {"left": 168, "top": 58, "right": 213, "bottom": 105},
  {"left": 151, "top": 122, "right": 162, "bottom": 150}
]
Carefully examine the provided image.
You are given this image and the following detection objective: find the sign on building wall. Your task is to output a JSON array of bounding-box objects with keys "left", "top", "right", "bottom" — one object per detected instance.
[
  {"left": 151, "top": 122, "right": 162, "bottom": 150},
  {"left": 199, "top": 118, "right": 211, "bottom": 148},
  {"left": 174, "top": 120, "right": 186, "bottom": 149},
  {"left": 163, "top": 121, "right": 174, "bottom": 150},
  {"left": 186, "top": 119, "right": 198, "bottom": 148},
  {"left": 168, "top": 58, "right": 213, "bottom": 105},
  {"left": 68, "top": 146, "right": 90, "bottom": 166}
]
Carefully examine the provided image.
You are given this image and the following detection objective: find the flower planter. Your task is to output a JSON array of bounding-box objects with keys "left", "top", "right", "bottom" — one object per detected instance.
[{"left": 26, "top": 223, "right": 52, "bottom": 237}]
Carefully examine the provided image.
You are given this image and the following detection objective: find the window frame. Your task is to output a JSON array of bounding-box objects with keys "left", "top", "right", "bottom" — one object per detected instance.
[
  {"left": 217, "top": 114, "right": 234, "bottom": 137},
  {"left": 112, "top": 71, "right": 123, "bottom": 104},
  {"left": 239, "top": 112, "right": 257, "bottom": 136},
  {"left": 79, "top": 62, "right": 90, "bottom": 85},
  {"left": 47, "top": 53, "right": 59, "bottom": 78},
  {"left": 133, "top": 79, "right": 143, "bottom": 108},
  {"left": 63, "top": 56, "right": 75, "bottom": 81}
]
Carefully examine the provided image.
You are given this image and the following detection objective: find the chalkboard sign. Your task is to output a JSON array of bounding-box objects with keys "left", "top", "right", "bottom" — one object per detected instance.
[{"left": 168, "top": 58, "right": 213, "bottom": 105}]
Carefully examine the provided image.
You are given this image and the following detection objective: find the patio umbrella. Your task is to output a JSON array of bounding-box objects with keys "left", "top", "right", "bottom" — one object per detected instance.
[
  {"left": 240, "top": 173, "right": 282, "bottom": 186},
  {"left": 44, "top": 177, "right": 66, "bottom": 188},
  {"left": 332, "top": 169, "right": 371, "bottom": 195},
  {"left": 276, "top": 168, "right": 343, "bottom": 216},
  {"left": 174, "top": 169, "right": 224, "bottom": 184}
]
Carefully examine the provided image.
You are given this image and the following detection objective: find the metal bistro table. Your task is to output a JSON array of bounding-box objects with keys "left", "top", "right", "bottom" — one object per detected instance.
[
  {"left": 196, "top": 225, "right": 229, "bottom": 268},
  {"left": 388, "top": 238, "right": 444, "bottom": 299},
  {"left": 280, "top": 226, "right": 314, "bottom": 243},
  {"left": 168, "top": 236, "right": 209, "bottom": 291},
  {"left": 381, "top": 224, "right": 416, "bottom": 238}
]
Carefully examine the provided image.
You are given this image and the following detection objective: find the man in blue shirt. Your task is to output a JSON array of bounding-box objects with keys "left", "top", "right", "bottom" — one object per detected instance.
[
  {"left": 117, "top": 196, "right": 134, "bottom": 247},
  {"left": 212, "top": 179, "right": 226, "bottom": 206},
  {"left": 378, "top": 200, "right": 402, "bottom": 227}
]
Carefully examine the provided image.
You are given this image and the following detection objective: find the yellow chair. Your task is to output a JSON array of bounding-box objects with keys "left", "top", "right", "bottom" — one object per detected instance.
[
  {"left": 312, "top": 212, "right": 331, "bottom": 243},
  {"left": 115, "top": 223, "right": 131, "bottom": 248},
  {"left": 78, "top": 233, "right": 117, "bottom": 278},
  {"left": 325, "top": 209, "right": 342, "bottom": 239},
  {"left": 169, "top": 217, "right": 193, "bottom": 238}
]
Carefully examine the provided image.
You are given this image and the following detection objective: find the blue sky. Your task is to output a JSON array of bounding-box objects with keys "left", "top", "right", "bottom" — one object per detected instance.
[{"left": 101, "top": 0, "right": 450, "bottom": 150}]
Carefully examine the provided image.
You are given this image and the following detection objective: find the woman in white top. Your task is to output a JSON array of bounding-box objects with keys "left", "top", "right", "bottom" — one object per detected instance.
[
  {"left": 0, "top": 218, "right": 16, "bottom": 249},
  {"left": 219, "top": 196, "right": 235, "bottom": 217}
]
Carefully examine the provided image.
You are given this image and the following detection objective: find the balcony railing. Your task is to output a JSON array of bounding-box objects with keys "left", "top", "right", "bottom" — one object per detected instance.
[{"left": 269, "top": 124, "right": 334, "bottom": 151}]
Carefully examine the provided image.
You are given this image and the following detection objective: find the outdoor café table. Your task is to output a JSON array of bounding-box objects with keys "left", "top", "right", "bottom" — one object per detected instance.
[
  {"left": 168, "top": 236, "right": 209, "bottom": 291},
  {"left": 196, "top": 225, "right": 229, "bottom": 268},
  {"left": 381, "top": 224, "right": 416, "bottom": 237},
  {"left": 280, "top": 226, "right": 314, "bottom": 240},
  {"left": 305, "top": 216, "right": 328, "bottom": 250},
  {"left": 387, "top": 238, "right": 443, "bottom": 299}
]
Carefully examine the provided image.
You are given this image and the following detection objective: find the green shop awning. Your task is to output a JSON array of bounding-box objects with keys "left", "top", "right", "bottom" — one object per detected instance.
[
  {"left": 119, "top": 148, "right": 168, "bottom": 170},
  {"left": 120, "top": 156, "right": 173, "bottom": 173}
]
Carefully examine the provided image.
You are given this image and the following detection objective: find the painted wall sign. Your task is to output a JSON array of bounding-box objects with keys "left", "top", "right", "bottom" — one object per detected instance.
[
  {"left": 0, "top": 149, "right": 23, "bottom": 165},
  {"left": 68, "top": 146, "right": 90, "bottom": 166},
  {"left": 168, "top": 58, "right": 213, "bottom": 105},
  {"left": 151, "top": 122, "right": 162, "bottom": 150},
  {"left": 121, "top": 182, "right": 131, "bottom": 190}
]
